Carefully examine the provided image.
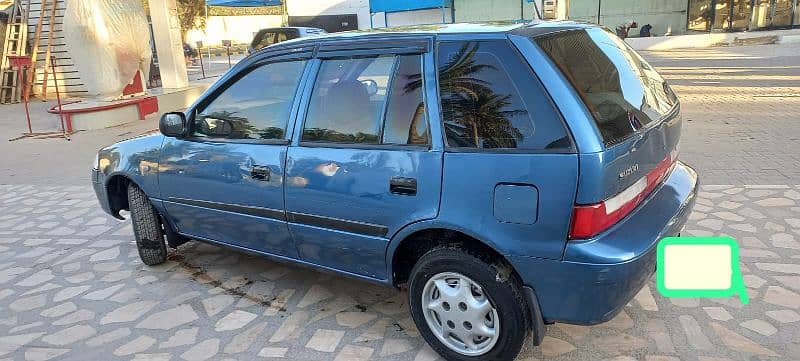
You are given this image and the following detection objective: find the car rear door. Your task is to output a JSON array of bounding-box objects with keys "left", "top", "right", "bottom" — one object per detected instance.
[
  {"left": 284, "top": 38, "right": 442, "bottom": 279},
  {"left": 158, "top": 47, "right": 313, "bottom": 258}
]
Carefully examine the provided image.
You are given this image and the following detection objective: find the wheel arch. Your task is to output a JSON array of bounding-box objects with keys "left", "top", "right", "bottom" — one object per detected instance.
[
  {"left": 105, "top": 173, "right": 147, "bottom": 219},
  {"left": 387, "top": 222, "right": 520, "bottom": 289},
  {"left": 389, "top": 223, "right": 547, "bottom": 345}
]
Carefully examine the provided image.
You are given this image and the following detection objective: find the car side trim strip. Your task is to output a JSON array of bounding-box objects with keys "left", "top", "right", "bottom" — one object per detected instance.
[
  {"left": 166, "top": 197, "right": 389, "bottom": 238},
  {"left": 287, "top": 211, "right": 388, "bottom": 238},
  {"left": 168, "top": 197, "right": 286, "bottom": 221}
]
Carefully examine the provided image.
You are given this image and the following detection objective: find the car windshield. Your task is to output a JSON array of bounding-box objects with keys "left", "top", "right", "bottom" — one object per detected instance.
[{"left": 534, "top": 28, "right": 678, "bottom": 146}]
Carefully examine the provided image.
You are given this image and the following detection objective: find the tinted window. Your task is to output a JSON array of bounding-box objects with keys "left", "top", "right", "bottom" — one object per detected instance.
[
  {"left": 252, "top": 30, "right": 296, "bottom": 50},
  {"left": 382, "top": 55, "right": 428, "bottom": 145},
  {"left": 437, "top": 40, "right": 570, "bottom": 150},
  {"left": 193, "top": 60, "right": 306, "bottom": 140},
  {"left": 535, "top": 28, "right": 678, "bottom": 146},
  {"left": 302, "top": 56, "right": 396, "bottom": 144}
]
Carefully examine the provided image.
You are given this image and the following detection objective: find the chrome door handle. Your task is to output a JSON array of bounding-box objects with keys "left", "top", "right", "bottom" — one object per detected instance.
[{"left": 390, "top": 177, "right": 417, "bottom": 196}]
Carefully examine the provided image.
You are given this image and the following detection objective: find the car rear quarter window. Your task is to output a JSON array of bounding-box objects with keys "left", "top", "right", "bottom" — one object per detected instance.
[
  {"left": 534, "top": 28, "right": 678, "bottom": 146},
  {"left": 192, "top": 60, "right": 306, "bottom": 140},
  {"left": 436, "top": 40, "right": 572, "bottom": 150}
]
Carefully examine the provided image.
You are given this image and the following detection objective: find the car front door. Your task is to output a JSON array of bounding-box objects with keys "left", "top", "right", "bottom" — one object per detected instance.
[
  {"left": 284, "top": 39, "right": 443, "bottom": 279},
  {"left": 158, "top": 50, "right": 311, "bottom": 258}
]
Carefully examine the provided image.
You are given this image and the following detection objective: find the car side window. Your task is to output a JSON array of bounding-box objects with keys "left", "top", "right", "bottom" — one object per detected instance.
[
  {"left": 437, "top": 40, "right": 572, "bottom": 150},
  {"left": 192, "top": 60, "right": 306, "bottom": 140},
  {"left": 302, "top": 56, "right": 396, "bottom": 144},
  {"left": 382, "top": 55, "right": 429, "bottom": 145}
]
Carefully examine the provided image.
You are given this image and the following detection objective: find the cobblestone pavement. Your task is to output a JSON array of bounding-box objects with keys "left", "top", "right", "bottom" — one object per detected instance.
[
  {"left": 0, "top": 44, "right": 799, "bottom": 361},
  {"left": 0, "top": 185, "right": 799, "bottom": 361},
  {"left": 643, "top": 44, "right": 800, "bottom": 184}
]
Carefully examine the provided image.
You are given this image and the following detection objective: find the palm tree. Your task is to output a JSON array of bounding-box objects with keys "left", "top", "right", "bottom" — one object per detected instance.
[{"left": 442, "top": 91, "right": 525, "bottom": 148}]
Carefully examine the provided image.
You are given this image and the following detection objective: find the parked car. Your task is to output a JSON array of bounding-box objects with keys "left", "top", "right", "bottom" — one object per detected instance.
[
  {"left": 92, "top": 21, "right": 697, "bottom": 360},
  {"left": 248, "top": 26, "right": 326, "bottom": 54}
]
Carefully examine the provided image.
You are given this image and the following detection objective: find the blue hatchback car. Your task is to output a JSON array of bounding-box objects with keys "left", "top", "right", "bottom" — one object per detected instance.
[{"left": 92, "top": 21, "right": 698, "bottom": 360}]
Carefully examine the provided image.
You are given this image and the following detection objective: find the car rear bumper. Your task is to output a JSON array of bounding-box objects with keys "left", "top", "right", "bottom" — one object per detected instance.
[{"left": 510, "top": 161, "right": 698, "bottom": 325}]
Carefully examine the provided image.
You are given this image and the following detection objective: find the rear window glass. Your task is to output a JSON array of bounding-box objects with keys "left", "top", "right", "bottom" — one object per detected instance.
[
  {"left": 535, "top": 28, "right": 678, "bottom": 146},
  {"left": 252, "top": 30, "right": 296, "bottom": 50}
]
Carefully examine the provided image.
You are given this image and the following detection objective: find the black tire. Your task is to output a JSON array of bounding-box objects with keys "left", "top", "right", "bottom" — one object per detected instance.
[
  {"left": 127, "top": 183, "right": 168, "bottom": 265},
  {"left": 408, "top": 246, "right": 529, "bottom": 361}
]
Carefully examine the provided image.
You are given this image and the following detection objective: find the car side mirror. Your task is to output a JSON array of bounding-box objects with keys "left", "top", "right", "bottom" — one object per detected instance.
[{"left": 159, "top": 112, "right": 187, "bottom": 137}]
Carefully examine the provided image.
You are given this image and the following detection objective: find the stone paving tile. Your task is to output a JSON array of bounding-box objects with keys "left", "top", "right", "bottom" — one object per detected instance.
[
  {"left": 643, "top": 45, "right": 800, "bottom": 185},
  {"left": 0, "top": 184, "right": 798, "bottom": 360}
]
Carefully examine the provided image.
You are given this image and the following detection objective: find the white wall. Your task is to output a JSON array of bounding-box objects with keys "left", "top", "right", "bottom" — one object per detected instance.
[
  {"left": 287, "top": 0, "right": 371, "bottom": 29},
  {"left": 454, "top": 0, "right": 537, "bottom": 22},
  {"left": 374, "top": 8, "right": 453, "bottom": 27},
  {"left": 186, "top": 15, "right": 283, "bottom": 47},
  {"left": 567, "top": 0, "right": 688, "bottom": 36}
]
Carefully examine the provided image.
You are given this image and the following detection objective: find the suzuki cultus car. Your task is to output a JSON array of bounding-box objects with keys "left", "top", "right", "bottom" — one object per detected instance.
[{"left": 92, "top": 21, "right": 697, "bottom": 360}]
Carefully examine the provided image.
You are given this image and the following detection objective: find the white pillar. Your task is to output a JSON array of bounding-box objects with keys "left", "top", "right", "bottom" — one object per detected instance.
[
  {"left": 557, "top": 0, "right": 570, "bottom": 20},
  {"left": 149, "top": 0, "right": 189, "bottom": 89}
]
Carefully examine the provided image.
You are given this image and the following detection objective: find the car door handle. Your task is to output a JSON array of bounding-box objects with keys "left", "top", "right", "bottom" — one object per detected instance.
[
  {"left": 251, "top": 166, "right": 270, "bottom": 181},
  {"left": 390, "top": 177, "right": 417, "bottom": 196}
]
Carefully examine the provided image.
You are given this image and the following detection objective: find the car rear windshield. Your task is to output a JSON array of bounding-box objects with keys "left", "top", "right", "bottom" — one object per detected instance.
[{"left": 534, "top": 28, "right": 678, "bottom": 146}]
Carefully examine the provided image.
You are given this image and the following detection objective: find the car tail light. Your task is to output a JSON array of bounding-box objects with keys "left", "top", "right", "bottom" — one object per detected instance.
[{"left": 569, "top": 152, "right": 678, "bottom": 239}]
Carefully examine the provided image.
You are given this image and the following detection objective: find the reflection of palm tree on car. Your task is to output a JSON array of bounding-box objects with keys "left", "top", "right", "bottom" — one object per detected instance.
[
  {"left": 443, "top": 91, "right": 524, "bottom": 148},
  {"left": 412, "top": 42, "right": 526, "bottom": 148},
  {"left": 404, "top": 43, "right": 494, "bottom": 97}
]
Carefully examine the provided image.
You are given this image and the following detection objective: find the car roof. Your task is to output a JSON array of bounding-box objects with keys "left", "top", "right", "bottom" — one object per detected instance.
[{"left": 262, "top": 20, "right": 595, "bottom": 50}]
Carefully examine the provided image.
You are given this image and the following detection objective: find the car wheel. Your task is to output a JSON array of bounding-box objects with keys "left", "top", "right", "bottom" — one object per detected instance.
[
  {"left": 408, "top": 246, "right": 529, "bottom": 361},
  {"left": 127, "top": 183, "right": 168, "bottom": 265}
]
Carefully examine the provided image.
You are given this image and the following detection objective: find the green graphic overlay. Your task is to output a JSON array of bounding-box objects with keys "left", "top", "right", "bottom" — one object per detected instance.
[{"left": 656, "top": 236, "right": 748, "bottom": 305}]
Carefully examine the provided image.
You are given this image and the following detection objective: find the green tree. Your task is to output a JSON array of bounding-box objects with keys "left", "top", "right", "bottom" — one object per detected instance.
[{"left": 176, "top": 0, "right": 208, "bottom": 40}]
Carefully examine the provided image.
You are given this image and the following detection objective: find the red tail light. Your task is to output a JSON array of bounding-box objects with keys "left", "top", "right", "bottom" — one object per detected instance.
[{"left": 569, "top": 152, "right": 678, "bottom": 239}]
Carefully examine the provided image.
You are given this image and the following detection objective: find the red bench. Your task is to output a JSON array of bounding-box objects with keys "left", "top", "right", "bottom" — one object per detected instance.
[{"left": 48, "top": 96, "right": 158, "bottom": 133}]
